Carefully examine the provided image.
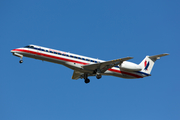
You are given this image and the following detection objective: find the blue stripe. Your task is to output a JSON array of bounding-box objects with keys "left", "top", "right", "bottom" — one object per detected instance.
[
  {"left": 114, "top": 65, "right": 150, "bottom": 76},
  {"left": 136, "top": 71, "right": 150, "bottom": 76}
]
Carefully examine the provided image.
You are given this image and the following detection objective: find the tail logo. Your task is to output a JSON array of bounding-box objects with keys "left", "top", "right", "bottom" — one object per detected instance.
[{"left": 144, "top": 60, "right": 150, "bottom": 70}]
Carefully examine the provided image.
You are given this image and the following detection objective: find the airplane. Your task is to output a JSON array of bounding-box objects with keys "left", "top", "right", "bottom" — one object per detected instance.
[{"left": 11, "top": 45, "right": 169, "bottom": 83}]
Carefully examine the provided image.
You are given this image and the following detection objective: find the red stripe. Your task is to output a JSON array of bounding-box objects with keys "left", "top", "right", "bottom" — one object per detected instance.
[
  {"left": 108, "top": 68, "right": 143, "bottom": 78},
  {"left": 12, "top": 49, "right": 143, "bottom": 78},
  {"left": 13, "top": 49, "right": 88, "bottom": 65}
]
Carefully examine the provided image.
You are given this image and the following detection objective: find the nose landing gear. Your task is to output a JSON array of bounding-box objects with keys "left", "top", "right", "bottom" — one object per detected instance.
[
  {"left": 13, "top": 53, "right": 23, "bottom": 64},
  {"left": 19, "top": 55, "right": 23, "bottom": 63},
  {"left": 19, "top": 60, "right": 23, "bottom": 63},
  {"left": 84, "top": 74, "right": 90, "bottom": 84}
]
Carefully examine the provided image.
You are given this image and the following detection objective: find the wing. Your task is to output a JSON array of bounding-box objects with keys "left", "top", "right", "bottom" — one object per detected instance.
[
  {"left": 82, "top": 57, "right": 133, "bottom": 73},
  {"left": 72, "top": 71, "right": 82, "bottom": 80}
]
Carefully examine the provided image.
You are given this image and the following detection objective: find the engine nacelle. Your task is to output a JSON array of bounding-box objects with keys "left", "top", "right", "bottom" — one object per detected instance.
[{"left": 120, "top": 61, "right": 142, "bottom": 71}]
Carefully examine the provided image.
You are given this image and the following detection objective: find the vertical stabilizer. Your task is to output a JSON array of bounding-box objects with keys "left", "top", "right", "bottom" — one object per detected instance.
[{"left": 139, "top": 53, "right": 169, "bottom": 74}]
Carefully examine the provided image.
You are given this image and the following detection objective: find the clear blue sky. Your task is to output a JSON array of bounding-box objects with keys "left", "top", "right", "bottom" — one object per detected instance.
[{"left": 1, "top": 0, "right": 179, "bottom": 120}]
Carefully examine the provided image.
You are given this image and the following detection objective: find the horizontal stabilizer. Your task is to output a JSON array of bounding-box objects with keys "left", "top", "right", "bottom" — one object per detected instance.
[{"left": 149, "top": 53, "right": 169, "bottom": 60}]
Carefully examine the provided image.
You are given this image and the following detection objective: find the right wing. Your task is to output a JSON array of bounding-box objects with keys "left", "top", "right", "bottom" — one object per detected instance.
[{"left": 82, "top": 57, "right": 133, "bottom": 73}]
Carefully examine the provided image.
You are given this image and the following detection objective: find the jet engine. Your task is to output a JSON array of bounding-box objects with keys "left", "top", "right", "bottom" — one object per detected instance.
[{"left": 120, "top": 61, "right": 142, "bottom": 71}]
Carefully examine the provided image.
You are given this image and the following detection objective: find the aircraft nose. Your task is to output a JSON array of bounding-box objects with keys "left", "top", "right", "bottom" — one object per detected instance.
[
  {"left": 11, "top": 49, "right": 18, "bottom": 53},
  {"left": 11, "top": 49, "right": 15, "bottom": 53}
]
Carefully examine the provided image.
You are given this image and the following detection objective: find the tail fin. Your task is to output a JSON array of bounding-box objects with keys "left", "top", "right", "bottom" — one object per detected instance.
[{"left": 139, "top": 53, "right": 169, "bottom": 74}]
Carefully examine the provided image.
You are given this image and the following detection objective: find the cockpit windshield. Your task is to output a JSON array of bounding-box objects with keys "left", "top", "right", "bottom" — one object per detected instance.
[
  {"left": 24, "top": 45, "right": 30, "bottom": 48},
  {"left": 24, "top": 45, "right": 34, "bottom": 48}
]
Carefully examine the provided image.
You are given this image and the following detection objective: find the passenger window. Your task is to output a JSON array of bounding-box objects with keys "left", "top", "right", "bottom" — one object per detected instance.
[
  {"left": 46, "top": 50, "right": 48, "bottom": 52},
  {"left": 54, "top": 52, "right": 57, "bottom": 54},
  {"left": 50, "top": 51, "right": 53, "bottom": 53},
  {"left": 58, "top": 53, "right": 61, "bottom": 55}
]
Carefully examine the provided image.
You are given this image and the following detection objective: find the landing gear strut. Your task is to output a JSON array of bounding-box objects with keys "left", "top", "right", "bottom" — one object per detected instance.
[
  {"left": 95, "top": 69, "right": 102, "bottom": 79},
  {"left": 13, "top": 53, "right": 23, "bottom": 64},
  {"left": 84, "top": 74, "right": 90, "bottom": 84},
  {"left": 19, "top": 56, "right": 23, "bottom": 63}
]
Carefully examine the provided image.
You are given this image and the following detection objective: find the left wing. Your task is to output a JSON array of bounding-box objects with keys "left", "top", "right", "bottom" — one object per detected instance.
[
  {"left": 82, "top": 57, "right": 133, "bottom": 73},
  {"left": 72, "top": 71, "right": 82, "bottom": 80}
]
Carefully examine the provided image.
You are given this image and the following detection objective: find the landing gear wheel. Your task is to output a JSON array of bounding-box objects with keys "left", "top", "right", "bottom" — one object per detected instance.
[
  {"left": 96, "top": 74, "right": 102, "bottom": 79},
  {"left": 19, "top": 60, "right": 23, "bottom": 63},
  {"left": 84, "top": 78, "right": 90, "bottom": 84}
]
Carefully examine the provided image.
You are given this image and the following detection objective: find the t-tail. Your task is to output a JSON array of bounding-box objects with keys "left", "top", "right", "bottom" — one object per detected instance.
[{"left": 139, "top": 53, "right": 169, "bottom": 75}]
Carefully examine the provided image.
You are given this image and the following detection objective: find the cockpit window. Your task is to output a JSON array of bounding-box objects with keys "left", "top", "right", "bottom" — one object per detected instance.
[
  {"left": 24, "top": 45, "right": 34, "bottom": 49},
  {"left": 30, "top": 46, "right": 34, "bottom": 48},
  {"left": 24, "top": 45, "right": 30, "bottom": 48}
]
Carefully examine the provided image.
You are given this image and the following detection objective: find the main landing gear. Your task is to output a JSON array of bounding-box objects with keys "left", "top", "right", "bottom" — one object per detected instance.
[
  {"left": 84, "top": 74, "right": 90, "bottom": 84},
  {"left": 83, "top": 73, "right": 102, "bottom": 84},
  {"left": 84, "top": 78, "right": 90, "bottom": 84},
  {"left": 96, "top": 73, "right": 102, "bottom": 79}
]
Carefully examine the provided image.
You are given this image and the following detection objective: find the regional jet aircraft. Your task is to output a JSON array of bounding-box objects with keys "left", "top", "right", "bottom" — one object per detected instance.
[{"left": 11, "top": 45, "right": 169, "bottom": 83}]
